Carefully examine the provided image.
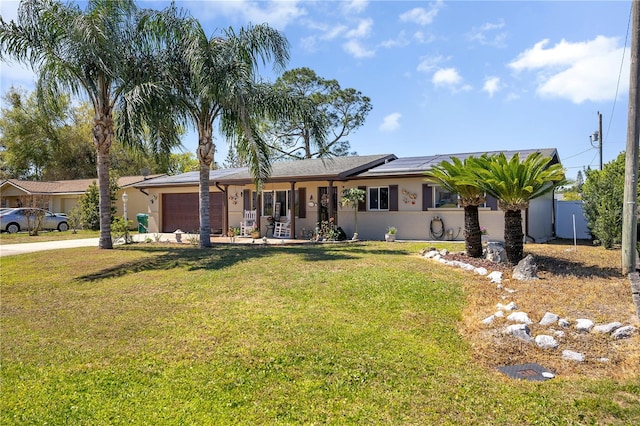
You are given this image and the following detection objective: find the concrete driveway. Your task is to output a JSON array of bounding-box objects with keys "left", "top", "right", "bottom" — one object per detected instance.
[{"left": 0, "top": 238, "right": 100, "bottom": 257}]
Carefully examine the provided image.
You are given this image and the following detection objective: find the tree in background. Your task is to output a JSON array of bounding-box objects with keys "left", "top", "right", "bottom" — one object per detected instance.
[
  {"left": 0, "top": 87, "right": 64, "bottom": 180},
  {"left": 425, "top": 156, "right": 487, "bottom": 258},
  {"left": 264, "top": 67, "right": 371, "bottom": 160},
  {"left": 582, "top": 153, "right": 637, "bottom": 248},
  {"left": 78, "top": 177, "right": 119, "bottom": 231},
  {"left": 473, "top": 152, "right": 566, "bottom": 264},
  {"left": 1, "top": 0, "right": 181, "bottom": 248}
]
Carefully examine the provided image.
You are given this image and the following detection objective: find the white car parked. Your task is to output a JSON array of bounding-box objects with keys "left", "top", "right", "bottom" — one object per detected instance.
[{"left": 0, "top": 208, "right": 69, "bottom": 233}]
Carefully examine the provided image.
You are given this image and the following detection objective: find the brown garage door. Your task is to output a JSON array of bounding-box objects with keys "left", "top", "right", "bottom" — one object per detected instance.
[{"left": 162, "top": 192, "right": 224, "bottom": 234}]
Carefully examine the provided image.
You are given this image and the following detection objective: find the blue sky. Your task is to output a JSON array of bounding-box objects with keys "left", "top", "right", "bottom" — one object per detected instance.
[{"left": 0, "top": 1, "right": 633, "bottom": 180}]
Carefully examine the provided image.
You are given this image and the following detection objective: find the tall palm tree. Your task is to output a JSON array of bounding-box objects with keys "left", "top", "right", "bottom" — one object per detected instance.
[
  {"left": 160, "top": 11, "right": 324, "bottom": 247},
  {"left": 472, "top": 152, "right": 566, "bottom": 264},
  {"left": 425, "top": 156, "right": 486, "bottom": 258},
  {"left": 0, "top": 0, "right": 177, "bottom": 248}
]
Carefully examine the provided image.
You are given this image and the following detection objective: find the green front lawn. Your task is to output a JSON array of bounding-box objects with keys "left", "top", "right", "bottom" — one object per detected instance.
[{"left": 1, "top": 242, "right": 638, "bottom": 424}]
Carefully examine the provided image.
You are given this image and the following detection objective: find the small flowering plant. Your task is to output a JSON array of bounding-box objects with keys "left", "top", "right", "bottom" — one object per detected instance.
[{"left": 480, "top": 227, "right": 488, "bottom": 235}]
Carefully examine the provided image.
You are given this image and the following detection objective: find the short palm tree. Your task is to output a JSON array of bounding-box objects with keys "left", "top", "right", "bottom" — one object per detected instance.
[
  {"left": 160, "top": 11, "right": 324, "bottom": 247},
  {"left": 425, "top": 157, "right": 486, "bottom": 258},
  {"left": 472, "top": 152, "right": 566, "bottom": 264},
  {"left": 0, "top": 0, "right": 178, "bottom": 248}
]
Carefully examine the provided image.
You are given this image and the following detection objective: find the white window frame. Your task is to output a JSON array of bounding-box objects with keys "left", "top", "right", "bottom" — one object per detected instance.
[{"left": 368, "top": 186, "right": 389, "bottom": 211}]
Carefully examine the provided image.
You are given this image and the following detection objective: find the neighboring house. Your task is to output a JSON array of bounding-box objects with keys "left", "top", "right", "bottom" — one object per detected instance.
[
  {"left": 0, "top": 175, "right": 164, "bottom": 225},
  {"left": 134, "top": 148, "right": 562, "bottom": 242}
]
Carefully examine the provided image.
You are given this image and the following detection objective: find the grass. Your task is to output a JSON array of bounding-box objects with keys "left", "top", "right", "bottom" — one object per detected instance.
[
  {"left": 1, "top": 241, "right": 639, "bottom": 424},
  {"left": 0, "top": 229, "right": 100, "bottom": 244}
]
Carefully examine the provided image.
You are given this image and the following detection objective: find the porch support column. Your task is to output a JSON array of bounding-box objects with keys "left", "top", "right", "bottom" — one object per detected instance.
[
  {"left": 223, "top": 184, "right": 229, "bottom": 234},
  {"left": 328, "top": 180, "right": 335, "bottom": 223},
  {"left": 256, "top": 189, "right": 262, "bottom": 229},
  {"left": 290, "top": 181, "right": 296, "bottom": 239}
]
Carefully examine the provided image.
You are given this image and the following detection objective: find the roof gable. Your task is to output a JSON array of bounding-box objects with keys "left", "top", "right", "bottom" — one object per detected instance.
[{"left": 0, "top": 175, "right": 164, "bottom": 195}]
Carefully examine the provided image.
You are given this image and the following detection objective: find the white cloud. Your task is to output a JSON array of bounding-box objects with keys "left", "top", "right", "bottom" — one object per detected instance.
[
  {"left": 342, "top": 0, "right": 369, "bottom": 14},
  {"left": 399, "top": 1, "right": 444, "bottom": 26},
  {"left": 483, "top": 76, "right": 501, "bottom": 98},
  {"left": 413, "top": 31, "right": 436, "bottom": 44},
  {"left": 417, "top": 55, "right": 448, "bottom": 73},
  {"left": 432, "top": 67, "right": 461, "bottom": 86},
  {"left": 343, "top": 39, "right": 375, "bottom": 58},
  {"left": 468, "top": 19, "right": 507, "bottom": 48},
  {"left": 380, "top": 31, "right": 410, "bottom": 48},
  {"left": 509, "top": 36, "right": 628, "bottom": 103},
  {"left": 0, "top": 61, "right": 36, "bottom": 95},
  {"left": 380, "top": 112, "right": 402, "bottom": 132},
  {"left": 346, "top": 18, "right": 373, "bottom": 39},
  {"left": 195, "top": 0, "right": 306, "bottom": 30}
]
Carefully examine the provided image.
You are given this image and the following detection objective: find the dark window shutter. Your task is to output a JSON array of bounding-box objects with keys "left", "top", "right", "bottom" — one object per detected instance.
[
  {"left": 389, "top": 185, "right": 399, "bottom": 211},
  {"left": 486, "top": 195, "right": 498, "bottom": 210},
  {"left": 422, "top": 184, "right": 433, "bottom": 210},
  {"left": 243, "top": 189, "right": 251, "bottom": 210},
  {"left": 357, "top": 186, "right": 367, "bottom": 212},
  {"left": 298, "top": 187, "right": 306, "bottom": 218}
]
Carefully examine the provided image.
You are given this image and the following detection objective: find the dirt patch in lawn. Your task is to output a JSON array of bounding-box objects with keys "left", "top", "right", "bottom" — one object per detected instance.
[{"left": 444, "top": 241, "right": 640, "bottom": 379}]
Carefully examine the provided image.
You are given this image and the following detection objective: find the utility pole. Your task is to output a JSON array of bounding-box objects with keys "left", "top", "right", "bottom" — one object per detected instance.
[
  {"left": 590, "top": 112, "right": 603, "bottom": 170},
  {"left": 598, "top": 112, "right": 603, "bottom": 171},
  {"left": 622, "top": 0, "right": 640, "bottom": 319}
]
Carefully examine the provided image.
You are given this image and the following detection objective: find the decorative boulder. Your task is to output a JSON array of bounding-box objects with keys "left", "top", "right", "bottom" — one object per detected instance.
[
  {"left": 512, "top": 254, "right": 539, "bottom": 281},
  {"left": 504, "top": 324, "right": 534, "bottom": 342},
  {"left": 562, "top": 350, "right": 585, "bottom": 362},
  {"left": 592, "top": 322, "right": 623, "bottom": 334},
  {"left": 612, "top": 326, "right": 637, "bottom": 340},
  {"left": 507, "top": 311, "right": 533, "bottom": 324},
  {"left": 539, "top": 312, "right": 560, "bottom": 326},
  {"left": 485, "top": 242, "right": 507, "bottom": 263},
  {"left": 535, "top": 335, "right": 559, "bottom": 349},
  {"left": 576, "top": 318, "right": 594, "bottom": 332}
]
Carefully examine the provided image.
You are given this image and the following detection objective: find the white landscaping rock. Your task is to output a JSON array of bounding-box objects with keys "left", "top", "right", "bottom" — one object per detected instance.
[
  {"left": 482, "top": 315, "right": 496, "bottom": 325},
  {"left": 504, "top": 324, "right": 534, "bottom": 342},
  {"left": 553, "top": 330, "right": 565, "bottom": 338},
  {"left": 474, "top": 267, "right": 488, "bottom": 275},
  {"left": 487, "top": 271, "right": 502, "bottom": 284},
  {"left": 592, "top": 322, "right": 623, "bottom": 334},
  {"left": 575, "top": 318, "right": 594, "bottom": 332},
  {"left": 535, "top": 335, "right": 559, "bottom": 349},
  {"left": 612, "top": 325, "right": 637, "bottom": 340},
  {"left": 425, "top": 250, "right": 438, "bottom": 259},
  {"left": 558, "top": 318, "right": 571, "bottom": 328},
  {"left": 562, "top": 350, "right": 585, "bottom": 362},
  {"left": 494, "top": 310, "right": 504, "bottom": 318},
  {"left": 539, "top": 312, "right": 560, "bottom": 326},
  {"left": 507, "top": 311, "right": 533, "bottom": 324}
]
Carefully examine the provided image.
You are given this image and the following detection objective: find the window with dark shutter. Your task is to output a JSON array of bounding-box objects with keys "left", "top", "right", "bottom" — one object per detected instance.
[
  {"left": 389, "top": 185, "right": 398, "bottom": 211},
  {"left": 486, "top": 195, "right": 498, "bottom": 210},
  {"left": 357, "top": 186, "right": 366, "bottom": 212},
  {"left": 422, "top": 184, "right": 433, "bottom": 210},
  {"left": 243, "top": 189, "right": 250, "bottom": 210},
  {"left": 298, "top": 187, "right": 306, "bottom": 218}
]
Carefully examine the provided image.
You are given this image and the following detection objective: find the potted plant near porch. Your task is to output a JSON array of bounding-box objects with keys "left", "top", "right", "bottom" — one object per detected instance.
[
  {"left": 385, "top": 226, "right": 397, "bottom": 242},
  {"left": 250, "top": 222, "right": 260, "bottom": 239}
]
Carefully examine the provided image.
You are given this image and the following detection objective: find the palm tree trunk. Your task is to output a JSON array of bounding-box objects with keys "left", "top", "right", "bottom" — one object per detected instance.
[
  {"left": 199, "top": 163, "right": 211, "bottom": 247},
  {"left": 94, "top": 111, "right": 113, "bottom": 249},
  {"left": 197, "top": 124, "right": 214, "bottom": 248},
  {"left": 504, "top": 209, "right": 524, "bottom": 264},
  {"left": 464, "top": 205, "right": 482, "bottom": 258}
]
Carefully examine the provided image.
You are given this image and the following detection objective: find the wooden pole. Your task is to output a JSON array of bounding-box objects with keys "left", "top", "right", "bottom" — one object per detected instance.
[
  {"left": 623, "top": 0, "right": 640, "bottom": 274},
  {"left": 598, "top": 112, "right": 603, "bottom": 171},
  {"left": 622, "top": 0, "right": 640, "bottom": 319}
]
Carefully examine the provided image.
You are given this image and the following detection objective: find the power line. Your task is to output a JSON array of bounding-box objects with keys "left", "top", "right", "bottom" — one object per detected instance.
[{"left": 605, "top": 2, "right": 633, "bottom": 143}]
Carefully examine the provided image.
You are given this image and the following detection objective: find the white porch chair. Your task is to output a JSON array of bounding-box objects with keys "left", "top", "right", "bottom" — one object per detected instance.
[
  {"left": 273, "top": 210, "right": 291, "bottom": 238},
  {"left": 239, "top": 209, "right": 257, "bottom": 237}
]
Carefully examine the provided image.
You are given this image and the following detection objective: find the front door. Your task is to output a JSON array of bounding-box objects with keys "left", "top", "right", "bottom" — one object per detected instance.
[{"left": 317, "top": 187, "right": 338, "bottom": 224}]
